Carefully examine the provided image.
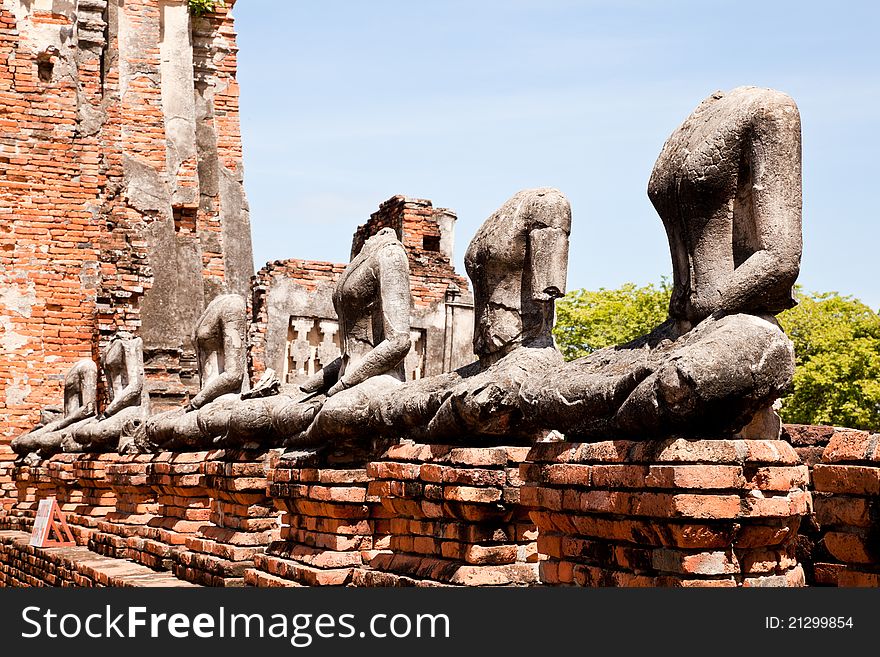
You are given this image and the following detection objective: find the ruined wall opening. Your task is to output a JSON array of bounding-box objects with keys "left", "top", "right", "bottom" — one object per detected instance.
[
  {"left": 172, "top": 205, "right": 198, "bottom": 233},
  {"left": 36, "top": 55, "right": 53, "bottom": 82},
  {"left": 422, "top": 235, "right": 441, "bottom": 252}
]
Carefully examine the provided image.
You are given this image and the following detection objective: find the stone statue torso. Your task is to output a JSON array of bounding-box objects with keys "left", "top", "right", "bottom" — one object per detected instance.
[
  {"left": 466, "top": 202, "right": 538, "bottom": 357},
  {"left": 103, "top": 337, "right": 148, "bottom": 409},
  {"left": 192, "top": 294, "right": 248, "bottom": 395},
  {"left": 333, "top": 233, "right": 407, "bottom": 381},
  {"left": 64, "top": 359, "right": 96, "bottom": 414},
  {"left": 648, "top": 87, "right": 798, "bottom": 323}
]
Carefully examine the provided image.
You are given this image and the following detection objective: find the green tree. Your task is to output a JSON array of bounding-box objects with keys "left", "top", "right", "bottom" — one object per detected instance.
[
  {"left": 552, "top": 280, "right": 671, "bottom": 360},
  {"left": 778, "top": 291, "right": 880, "bottom": 430},
  {"left": 553, "top": 284, "right": 880, "bottom": 430},
  {"left": 188, "top": 0, "right": 224, "bottom": 17}
]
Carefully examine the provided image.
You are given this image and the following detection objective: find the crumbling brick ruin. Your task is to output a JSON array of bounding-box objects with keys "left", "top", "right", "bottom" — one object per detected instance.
[
  {"left": 0, "top": 0, "right": 254, "bottom": 448},
  {"left": 1, "top": 2, "right": 878, "bottom": 589}
]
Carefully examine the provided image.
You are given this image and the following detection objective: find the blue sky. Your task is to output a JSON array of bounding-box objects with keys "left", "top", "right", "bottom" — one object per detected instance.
[{"left": 235, "top": 0, "right": 880, "bottom": 309}]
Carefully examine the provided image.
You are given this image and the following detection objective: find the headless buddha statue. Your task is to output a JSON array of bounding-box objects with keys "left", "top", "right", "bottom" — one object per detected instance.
[
  {"left": 11, "top": 358, "right": 98, "bottom": 459},
  {"left": 69, "top": 334, "right": 149, "bottom": 452},
  {"left": 379, "top": 187, "right": 572, "bottom": 444},
  {"left": 520, "top": 86, "right": 802, "bottom": 439},
  {"left": 142, "top": 293, "right": 249, "bottom": 451},
  {"left": 218, "top": 227, "right": 413, "bottom": 450}
]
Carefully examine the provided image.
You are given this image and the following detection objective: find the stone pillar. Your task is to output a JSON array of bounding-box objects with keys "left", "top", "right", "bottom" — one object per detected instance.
[
  {"left": 175, "top": 450, "right": 280, "bottom": 587},
  {"left": 247, "top": 451, "right": 383, "bottom": 587},
  {"left": 91, "top": 455, "right": 160, "bottom": 559},
  {"left": 522, "top": 438, "right": 811, "bottom": 587},
  {"left": 812, "top": 429, "right": 880, "bottom": 587},
  {"left": 363, "top": 444, "right": 538, "bottom": 587}
]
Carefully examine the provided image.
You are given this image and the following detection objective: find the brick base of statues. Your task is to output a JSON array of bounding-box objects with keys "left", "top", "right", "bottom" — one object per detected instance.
[
  {"left": 4, "top": 425, "right": 872, "bottom": 588},
  {"left": 522, "top": 437, "right": 811, "bottom": 587}
]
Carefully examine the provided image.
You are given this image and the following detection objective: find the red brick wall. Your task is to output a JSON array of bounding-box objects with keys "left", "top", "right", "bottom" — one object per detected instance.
[
  {"left": 0, "top": 6, "right": 103, "bottom": 450},
  {"left": 0, "top": 1, "right": 250, "bottom": 447}
]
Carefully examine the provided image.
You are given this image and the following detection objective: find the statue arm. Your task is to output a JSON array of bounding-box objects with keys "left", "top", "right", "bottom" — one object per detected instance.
[
  {"left": 60, "top": 362, "right": 98, "bottom": 427},
  {"left": 189, "top": 312, "right": 247, "bottom": 409},
  {"left": 528, "top": 189, "right": 571, "bottom": 301},
  {"left": 300, "top": 357, "right": 342, "bottom": 394},
  {"left": 716, "top": 97, "right": 803, "bottom": 315},
  {"left": 327, "top": 245, "right": 412, "bottom": 395},
  {"left": 529, "top": 226, "right": 570, "bottom": 301},
  {"left": 103, "top": 339, "right": 145, "bottom": 418}
]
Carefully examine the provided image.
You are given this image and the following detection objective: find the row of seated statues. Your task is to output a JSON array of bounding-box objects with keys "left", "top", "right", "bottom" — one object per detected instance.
[{"left": 12, "top": 86, "right": 803, "bottom": 460}]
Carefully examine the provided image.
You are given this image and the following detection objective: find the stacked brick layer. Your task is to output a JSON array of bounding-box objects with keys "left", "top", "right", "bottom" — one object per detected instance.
[
  {"left": 119, "top": 452, "right": 214, "bottom": 570},
  {"left": 90, "top": 455, "right": 159, "bottom": 559},
  {"left": 7, "top": 463, "right": 54, "bottom": 531},
  {"left": 46, "top": 454, "right": 117, "bottom": 545},
  {"left": 523, "top": 438, "right": 812, "bottom": 587},
  {"left": 361, "top": 444, "right": 538, "bottom": 587},
  {"left": 0, "top": 530, "right": 195, "bottom": 587},
  {"left": 177, "top": 450, "right": 280, "bottom": 586},
  {"left": 781, "top": 424, "right": 848, "bottom": 585},
  {"left": 812, "top": 430, "right": 880, "bottom": 586},
  {"left": 247, "top": 453, "right": 383, "bottom": 587},
  {"left": 0, "top": 462, "right": 13, "bottom": 513}
]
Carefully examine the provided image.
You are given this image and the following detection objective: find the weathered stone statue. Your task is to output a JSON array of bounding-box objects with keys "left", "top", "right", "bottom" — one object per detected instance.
[
  {"left": 11, "top": 358, "right": 98, "bottom": 458},
  {"left": 379, "top": 188, "right": 571, "bottom": 444},
  {"left": 142, "top": 293, "right": 249, "bottom": 450},
  {"left": 520, "top": 86, "right": 802, "bottom": 439},
  {"left": 271, "top": 227, "right": 413, "bottom": 447},
  {"left": 69, "top": 334, "right": 149, "bottom": 452},
  {"left": 163, "top": 227, "right": 412, "bottom": 452}
]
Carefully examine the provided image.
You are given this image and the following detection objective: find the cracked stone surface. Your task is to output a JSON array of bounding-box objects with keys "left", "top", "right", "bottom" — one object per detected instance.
[
  {"left": 520, "top": 86, "right": 802, "bottom": 440},
  {"left": 379, "top": 188, "right": 572, "bottom": 444}
]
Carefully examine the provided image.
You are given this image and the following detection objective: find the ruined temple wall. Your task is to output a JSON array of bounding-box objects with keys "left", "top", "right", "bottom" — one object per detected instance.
[
  {"left": 0, "top": 0, "right": 253, "bottom": 446},
  {"left": 248, "top": 259, "right": 347, "bottom": 382}
]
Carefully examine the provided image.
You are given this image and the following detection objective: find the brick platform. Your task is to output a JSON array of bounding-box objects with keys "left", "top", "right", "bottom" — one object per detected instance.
[
  {"left": 126, "top": 452, "right": 213, "bottom": 571},
  {"left": 246, "top": 450, "right": 383, "bottom": 587},
  {"left": 90, "top": 456, "right": 160, "bottom": 559},
  {"left": 47, "top": 454, "right": 117, "bottom": 546},
  {"left": 176, "top": 450, "right": 280, "bottom": 587},
  {"left": 813, "top": 430, "right": 880, "bottom": 586},
  {"left": 0, "top": 531, "right": 197, "bottom": 587},
  {"left": 522, "top": 438, "right": 812, "bottom": 587},
  {"left": 3, "top": 425, "right": 879, "bottom": 588},
  {"left": 360, "top": 444, "right": 538, "bottom": 587}
]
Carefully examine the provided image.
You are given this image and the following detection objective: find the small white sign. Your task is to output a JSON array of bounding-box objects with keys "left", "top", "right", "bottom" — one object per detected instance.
[{"left": 29, "top": 497, "right": 55, "bottom": 547}]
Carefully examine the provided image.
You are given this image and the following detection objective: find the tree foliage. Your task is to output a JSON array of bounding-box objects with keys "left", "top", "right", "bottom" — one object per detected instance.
[
  {"left": 553, "top": 283, "right": 880, "bottom": 430},
  {"left": 188, "top": 0, "right": 224, "bottom": 17},
  {"left": 552, "top": 281, "right": 671, "bottom": 360},
  {"left": 777, "top": 291, "right": 880, "bottom": 430}
]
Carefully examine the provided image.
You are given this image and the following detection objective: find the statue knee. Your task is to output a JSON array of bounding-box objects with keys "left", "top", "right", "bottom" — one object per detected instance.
[{"left": 271, "top": 400, "right": 318, "bottom": 437}]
